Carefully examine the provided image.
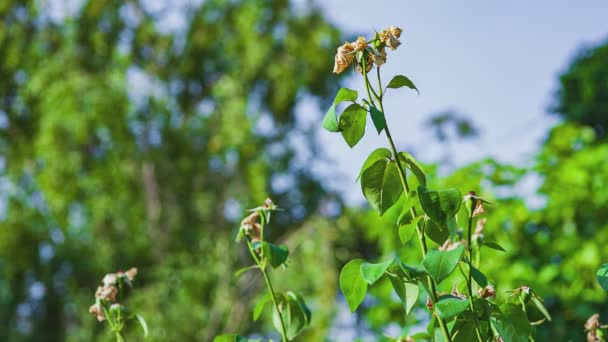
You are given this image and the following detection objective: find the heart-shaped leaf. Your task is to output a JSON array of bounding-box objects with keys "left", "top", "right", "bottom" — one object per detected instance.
[
  {"left": 322, "top": 88, "right": 358, "bottom": 132},
  {"left": 386, "top": 75, "right": 419, "bottom": 94},
  {"left": 361, "top": 159, "right": 403, "bottom": 215},
  {"left": 339, "top": 103, "right": 367, "bottom": 147},
  {"left": 360, "top": 259, "right": 394, "bottom": 285},
  {"left": 425, "top": 219, "right": 450, "bottom": 245},
  {"left": 490, "top": 304, "right": 531, "bottom": 342},
  {"left": 399, "top": 216, "right": 422, "bottom": 245},
  {"left": 263, "top": 243, "right": 289, "bottom": 268},
  {"left": 358, "top": 148, "right": 392, "bottom": 181},
  {"left": 340, "top": 259, "right": 367, "bottom": 312},
  {"left": 422, "top": 245, "right": 464, "bottom": 284},
  {"left": 418, "top": 186, "right": 461, "bottom": 225},
  {"left": 435, "top": 296, "right": 470, "bottom": 320},
  {"left": 389, "top": 277, "right": 419, "bottom": 318}
]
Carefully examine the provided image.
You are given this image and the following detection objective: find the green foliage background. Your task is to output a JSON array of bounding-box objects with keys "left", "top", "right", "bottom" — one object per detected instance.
[{"left": 0, "top": 1, "right": 607, "bottom": 341}]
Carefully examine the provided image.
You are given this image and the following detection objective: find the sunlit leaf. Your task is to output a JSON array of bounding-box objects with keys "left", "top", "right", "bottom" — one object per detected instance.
[
  {"left": 339, "top": 103, "right": 367, "bottom": 147},
  {"left": 386, "top": 75, "right": 419, "bottom": 94},
  {"left": 596, "top": 263, "right": 608, "bottom": 291},
  {"left": 361, "top": 159, "right": 403, "bottom": 215},
  {"left": 360, "top": 259, "right": 394, "bottom": 285},
  {"left": 422, "top": 245, "right": 464, "bottom": 284},
  {"left": 322, "top": 88, "right": 358, "bottom": 132},
  {"left": 435, "top": 296, "right": 470, "bottom": 319},
  {"left": 340, "top": 259, "right": 367, "bottom": 312}
]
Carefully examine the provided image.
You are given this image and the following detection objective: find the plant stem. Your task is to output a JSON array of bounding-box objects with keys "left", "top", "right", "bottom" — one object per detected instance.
[
  {"left": 261, "top": 267, "right": 288, "bottom": 342},
  {"left": 365, "top": 66, "right": 452, "bottom": 342},
  {"left": 467, "top": 212, "right": 484, "bottom": 342},
  {"left": 246, "top": 221, "right": 288, "bottom": 342}
]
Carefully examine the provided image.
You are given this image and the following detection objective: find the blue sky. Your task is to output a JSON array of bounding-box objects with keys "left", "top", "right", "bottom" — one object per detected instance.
[{"left": 310, "top": 1, "right": 608, "bottom": 203}]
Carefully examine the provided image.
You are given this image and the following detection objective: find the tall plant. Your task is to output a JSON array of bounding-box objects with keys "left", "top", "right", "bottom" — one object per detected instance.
[
  {"left": 215, "top": 199, "right": 311, "bottom": 341},
  {"left": 324, "top": 26, "right": 551, "bottom": 341}
]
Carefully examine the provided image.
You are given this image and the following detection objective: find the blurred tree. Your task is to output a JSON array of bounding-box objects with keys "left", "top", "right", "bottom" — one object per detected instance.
[
  {"left": 552, "top": 39, "right": 608, "bottom": 138},
  {"left": 0, "top": 0, "right": 342, "bottom": 341}
]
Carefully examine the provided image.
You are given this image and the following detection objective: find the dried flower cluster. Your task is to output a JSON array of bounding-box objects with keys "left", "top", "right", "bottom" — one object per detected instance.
[
  {"left": 333, "top": 25, "right": 404, "bottom": 74},
  {"left": 585, "top": 313, "right": 604, "bottom": 342},
  {"left": 239, "top": 198, "right": 276, "bottom": 244},
  {"left": 88, "top": 268, "right": 138, "bottom": 321},
  {"left": 240, "top": 211, "right": 261, "bottom": 243},
  {"left": 463, "top": 191, "right": 491, "bottom": 218},
  {"left": 477, "top": 285, "right": 496, "bottom": 299}
]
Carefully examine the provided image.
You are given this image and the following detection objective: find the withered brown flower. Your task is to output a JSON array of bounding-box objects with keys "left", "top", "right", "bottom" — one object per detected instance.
[
  {"left": 477, "top": 285, "right": 496, "bottom": 299},
  {"left": 355, "top": 56, "right": 374, "bottom": 74},
  {"left": 89, "top": 303, "right": 105, "bottom": 322},
  {"left": 333, "top": 41, "right": 356, "bottom": 74},
  {"left": 388, "top": 25, "right": 403, "bottom": 38},
  {"left": 380, "top": 28, "right": 402, "bottom": 50},
  {"left": 370, "top": 48, "right": 387, "bottom": 67},
  {"left": 95, "top": 285, "right": 118, "bottom": 302},
  {"left": 585, "top": 314, "right": 601, "bottom": 342},
  {"left": 351, "top": 36, "right": 367, "bottom": 51}
]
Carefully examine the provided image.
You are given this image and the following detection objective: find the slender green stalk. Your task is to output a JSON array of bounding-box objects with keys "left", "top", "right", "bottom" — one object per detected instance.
[
  {"left": 246, "top": 214, "right": 288, "bottom": 342},
  {"left": 466, "top": 211, "right": 484, "bottom": 342},
  {"left": 363, "top": 62, "right": 452, "bottom": 342}
]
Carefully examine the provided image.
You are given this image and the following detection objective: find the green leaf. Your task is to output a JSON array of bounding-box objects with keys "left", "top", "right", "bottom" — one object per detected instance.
[
  {"left": 422, "top": 245, "right": 465, "bottom": 284},
  {"left": 530, "top": 293, "right": 551, "bottom": 322},
  {"left": 481, "top": 241, "right": 507, "bottom": 252},
  {"left": 357, "top": 148, "right": 392, "bottom": 181},
  {"left": 386, "top": 75, "right": 419, "bottom": 94},
  {"left": 253, "top": 293, "right": 271, "bottom": 321},
  {"left": 470, "top": 264, "right": 488, "bottom": 287},
  {"left": 213, "top": 334, "right": 238, "bottom": 342},
  {"left": 360, "top": 259, "right": 394, "bottom": 285},
  {"left": 490, "top": 304, "right": 531, "bottom": 342},
  {"left": 452, "top": 320, "right": 480, "bottom": 342},
  {"left": 263, "top": 243, "right": 289, "bottom": 268},
  {"left": 339, "top": 259, "right": 368, "bottom": 312},
  {"left": 447, "top": 216, "right": 458, "bottom": 240},
  {"left": 361, "top": 159, "right": 403, "bottom": 215},
  {"left": 135, "top": 314, "right": 148, "bottom": 338},
  {"left": 398, "top": 152, "right": 426, "bottom": 187},
  {"left": 272, "top": 292, "right": 311, "bottom": 340},
  {"left": 389, "top": 277, "right": 419, "bottom": 318},
  {"left": 369, "top": 106, "right": 387, "bottom": 134},
  {"left": 397, "top": 191, "right": 418, "bottom": 226},
  {"left": 339, "top": 103, "right": 367, "bottom": 147},
  {"left": 399, "top": 216, "right": 422, "bottom": 245},
  {"left": 322, "top": 88, "right": 358, "bottom": 132},
  {"left": 418, "top": 186, "right": 461, "bottom": 225},
  {"left": 425, "top": 219, "right": 450, "bottom": 245},
  {"left": 597, "top": 263, "right": 608, "bottom": 291},
  {"left": 435, "top": 296, "right": 470, "bottom": 320}
]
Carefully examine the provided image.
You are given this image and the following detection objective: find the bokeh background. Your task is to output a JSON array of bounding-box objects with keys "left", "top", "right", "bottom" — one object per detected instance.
[{"left": 1, "top": 0, "right": 607, "bottom": 341}]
